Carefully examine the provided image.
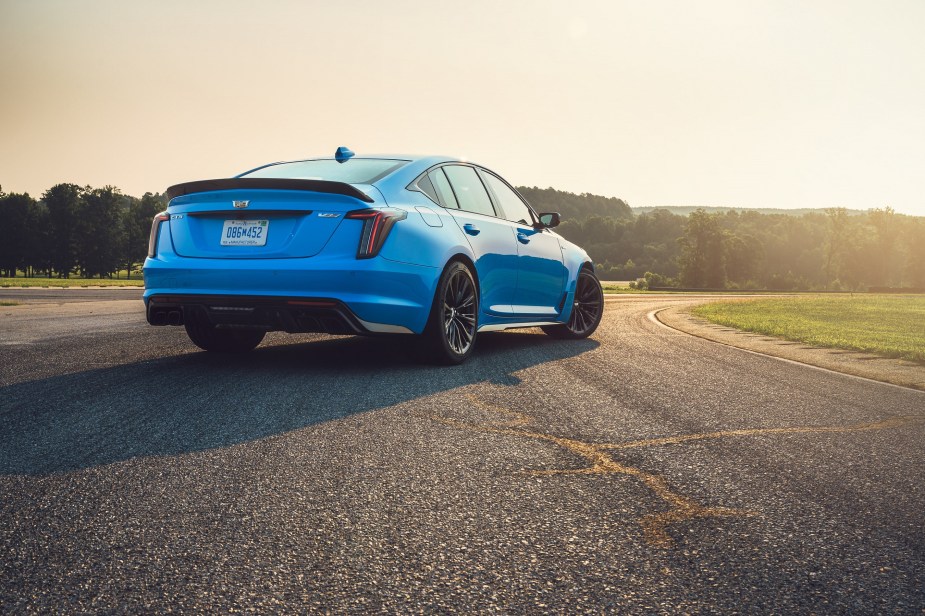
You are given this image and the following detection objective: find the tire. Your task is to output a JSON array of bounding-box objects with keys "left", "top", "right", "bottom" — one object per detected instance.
[
  {"left": 184, "top": 313, "right": 265, "bottom": 353},
  {"left": 542, "top": 268, "right": 603, "bottom": 339},
  {"left": 420, "top": 261, "right": 479, "bottom": 365}
]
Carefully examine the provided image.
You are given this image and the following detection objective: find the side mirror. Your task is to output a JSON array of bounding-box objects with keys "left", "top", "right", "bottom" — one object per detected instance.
[{"left": 537, "top": 212, "right": 560, "bottom": 228}]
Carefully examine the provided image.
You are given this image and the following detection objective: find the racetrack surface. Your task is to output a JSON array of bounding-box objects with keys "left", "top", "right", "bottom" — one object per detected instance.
[{"left": 1, "top": 292, "right": 924, "bottom": 612}]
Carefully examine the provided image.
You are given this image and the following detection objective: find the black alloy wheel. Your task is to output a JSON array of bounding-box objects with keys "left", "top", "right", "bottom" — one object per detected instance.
[
  {"left": 542, "top": 269, "right": 604, "bottom": 339},
  {"left": 422, "top": 261, "right": 478, "bottom": 364}
]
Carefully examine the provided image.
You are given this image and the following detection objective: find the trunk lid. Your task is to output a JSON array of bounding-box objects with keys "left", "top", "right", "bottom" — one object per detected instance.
[{"left": 166, "top": 186, "right": 378, "bottom": 259}]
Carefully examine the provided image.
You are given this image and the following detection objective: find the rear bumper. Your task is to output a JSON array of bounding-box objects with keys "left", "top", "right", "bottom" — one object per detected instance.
[
  {"left": 146, "top": 294, "right": 413, "bottom": 335},
  {"left": 142, "top": 254, "right": 438, "bottom": 334}
]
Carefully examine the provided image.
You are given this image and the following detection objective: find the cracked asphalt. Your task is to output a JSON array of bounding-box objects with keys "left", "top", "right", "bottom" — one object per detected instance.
[{"left": 1, "top": 290, "right": 924, "bottom": 613}]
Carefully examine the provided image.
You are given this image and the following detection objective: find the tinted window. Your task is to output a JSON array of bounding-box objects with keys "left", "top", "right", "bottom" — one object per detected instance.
[
  {"left": 416, "top": 174, "right": 439, "bottom": 204},
  {"left": 482, "top": 171, "right": 534, "bottom": 225},
  {"left": 429, "top": 168, "right": 459, "bottom": 209},
  {"left": 241, "top": 158, "right": 408, "bottom": 183},
  {"left": 443, "top": 165, "right": 495, "bottom": 217}
]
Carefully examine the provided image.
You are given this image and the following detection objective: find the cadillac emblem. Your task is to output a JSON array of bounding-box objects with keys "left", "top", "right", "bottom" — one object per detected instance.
[{"left": 233, "top": 200, "right": 250, "bottom": 209}]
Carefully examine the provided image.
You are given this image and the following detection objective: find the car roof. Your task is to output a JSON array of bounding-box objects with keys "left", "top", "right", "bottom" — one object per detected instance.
[{"left": 238, "top": 153, "right": 504, "bottom": 195}]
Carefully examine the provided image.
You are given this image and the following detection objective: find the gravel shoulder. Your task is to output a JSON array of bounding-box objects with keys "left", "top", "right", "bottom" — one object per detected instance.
[{"left": 656, "top": 302, "right": 925, "bottom": 392}]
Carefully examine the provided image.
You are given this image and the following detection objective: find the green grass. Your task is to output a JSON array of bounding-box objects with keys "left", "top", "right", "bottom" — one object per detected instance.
[
  {"left": 691, "top": 295, "right": 925, "bottom": 363},
  {"left": 602, "top": 285, "right": 651, "bottom": 293},
  {"left": 600, "top": 285, "right": 784, "bottom": 295},
  {"left": 601, "top": 284, "right": 708, "bottom": 294},
  {"left": 0, "top": 277, "right": 144, "bottom": 288},
  {"left": 0, "top": 300, "right": 20, "bottom": 306}
]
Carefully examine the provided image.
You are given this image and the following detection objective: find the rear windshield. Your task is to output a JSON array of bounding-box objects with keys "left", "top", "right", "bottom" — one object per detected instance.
[{"left": 239, "top": 158, "right": 408, "bottom": 184}]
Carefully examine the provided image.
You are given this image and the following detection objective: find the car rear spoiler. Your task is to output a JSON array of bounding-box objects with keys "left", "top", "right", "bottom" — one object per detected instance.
[{"left": 165, "top": 178, "right": 375, "bottom": 203}]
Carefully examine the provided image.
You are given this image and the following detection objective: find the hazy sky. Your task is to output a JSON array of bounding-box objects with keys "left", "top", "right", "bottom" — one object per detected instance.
[{"left": 2, "top": 0, "right": 923, "bottom": 215}]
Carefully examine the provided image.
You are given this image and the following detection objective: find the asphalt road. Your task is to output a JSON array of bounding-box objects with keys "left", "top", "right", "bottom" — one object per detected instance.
[{"left": 1, "top": 291, "right": 923, "bottom": 613}]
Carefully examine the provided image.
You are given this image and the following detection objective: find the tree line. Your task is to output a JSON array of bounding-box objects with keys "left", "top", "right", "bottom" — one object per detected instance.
[
  {"left": 512, "top": 186, "right": 924, "bottom": 290},
  {"left": 0, "top": 184, "right": 167, "bottom": 278},
  {"left": 550, "top": 205, "right": 925, "bottom": 290},
  {"left": 2, "top": 182, "right": 923, "bottom": 290}
]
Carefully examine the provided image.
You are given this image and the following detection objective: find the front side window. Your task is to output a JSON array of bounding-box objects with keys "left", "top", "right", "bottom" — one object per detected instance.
[
  {"left": 442, "top": 165, "right": 495, "bottom": 217},
  {"left": 481, "top": 171, "right": 534, "bottom": 225},
  {"left": 240, "top": 158, "right": 408, "bottom": 184}
]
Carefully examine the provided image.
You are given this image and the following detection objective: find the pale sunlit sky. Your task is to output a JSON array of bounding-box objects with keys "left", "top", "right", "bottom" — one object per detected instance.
[{"left": 1, "top": 0, "right": 923, "bottom": 215}]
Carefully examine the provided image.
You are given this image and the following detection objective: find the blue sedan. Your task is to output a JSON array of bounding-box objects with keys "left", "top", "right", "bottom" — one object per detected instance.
[{"left": 143, "top": 148, "right": 604, "bottom": 364}]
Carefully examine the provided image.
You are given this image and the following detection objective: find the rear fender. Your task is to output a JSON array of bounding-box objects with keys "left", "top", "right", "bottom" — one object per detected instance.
[{"left": 378, "top": 192, "right": 476, "bottom": 270}]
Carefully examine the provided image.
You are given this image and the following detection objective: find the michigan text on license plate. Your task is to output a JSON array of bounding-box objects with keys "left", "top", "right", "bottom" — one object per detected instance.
[{"left": 220, "top": 220, "right": 269, "bottom": 246}]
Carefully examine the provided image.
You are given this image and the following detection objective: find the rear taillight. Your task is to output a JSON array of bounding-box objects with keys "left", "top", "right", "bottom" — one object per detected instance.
[
  {"left": 345, "top": 208, "right": 407, "bottom": 259},
  {"left": 147, "top": 212, "right": 170, "bottom": 258}
]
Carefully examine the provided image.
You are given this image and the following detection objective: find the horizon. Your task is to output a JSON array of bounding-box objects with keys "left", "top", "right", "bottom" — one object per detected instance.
[{"left": 2, "top": 0, "right": 923, "bottom": 216}]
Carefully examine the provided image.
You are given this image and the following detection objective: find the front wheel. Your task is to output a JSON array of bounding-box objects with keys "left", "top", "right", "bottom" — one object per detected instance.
[
  {"left": 184, "top": 314, "right": 265, "bottom": 353},
  {"left": 542, "top": 269, "right": 603, "bottom": 339},
  {"left": 421, "top": 261, "right": 479, "bottom": 365}
]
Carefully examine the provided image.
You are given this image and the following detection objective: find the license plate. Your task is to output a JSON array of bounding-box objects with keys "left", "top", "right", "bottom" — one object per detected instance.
[{"left": 220, "top": 220, "right": 268, "bottom": 246}]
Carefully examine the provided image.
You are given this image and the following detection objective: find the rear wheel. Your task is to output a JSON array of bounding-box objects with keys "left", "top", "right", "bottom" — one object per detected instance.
[
  {"left": 542, "top": 269, "right": 603, "bottom": 339},
  {"left": 421, "top": 261, "right": 479, "bottom": 365},
  {"left": 184, "top": 313, "right": 265, "bottom": 353}
]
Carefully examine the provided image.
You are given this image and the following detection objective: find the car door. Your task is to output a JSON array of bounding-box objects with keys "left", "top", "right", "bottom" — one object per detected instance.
[
  {"left": 433, "top": 165, "right": 518, "bottom": 317},
  {"left": 479, "top": 169, "right": 566, "bottom": 317}
]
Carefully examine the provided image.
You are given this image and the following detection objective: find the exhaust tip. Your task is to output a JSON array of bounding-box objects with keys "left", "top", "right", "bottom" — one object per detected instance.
[{"left": 167, "top": 310, "right": 183, "bottom": 326}]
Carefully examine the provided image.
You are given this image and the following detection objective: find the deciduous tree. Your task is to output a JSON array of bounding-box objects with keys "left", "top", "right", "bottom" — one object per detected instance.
[
  {"left": 0, "top": 190, "right": 37, "bottom": 277},
  {"left": 75, "top": 186, "right": 125, "bottom": 278},
  {"left": 43, "top": 183, "right": 82, "bottom": 277},
  {"left": 678, "top": 209, "right": 727, "bottom": 288}
]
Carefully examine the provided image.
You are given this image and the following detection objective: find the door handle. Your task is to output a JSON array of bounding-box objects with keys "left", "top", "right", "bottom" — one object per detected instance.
[
  {"left": 516, "top": 232, "right": 530, "bottom": 244},
  {"left": 463, "top": 224, "right": 480, "bottom": 236}
]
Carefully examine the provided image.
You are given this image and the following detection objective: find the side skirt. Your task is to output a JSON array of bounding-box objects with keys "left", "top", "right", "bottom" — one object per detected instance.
[{"left": 477, "top": 321, "right": 561, "bottom": 332}]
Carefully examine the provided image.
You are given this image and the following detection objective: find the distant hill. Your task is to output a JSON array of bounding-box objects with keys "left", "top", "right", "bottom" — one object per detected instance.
[
  {"left": 516, "top": 186, "right": 633, "bottom": 221},
  {"left": 632, "top": 205, "right": 867, "bottom": 217},
  {"left": 512, "top": 190, "right": 872, "bottom": 221}
]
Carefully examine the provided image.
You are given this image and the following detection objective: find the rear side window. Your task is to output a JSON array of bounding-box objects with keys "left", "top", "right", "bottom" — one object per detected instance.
[
  {"left": 429, "top": 168, "right": 459, "bottom": 209},
  {"left": 443, "top": 165, "right": 495, "bottom": 217},
  {"left": 416, "top": 173, "right": 440, "bottom": 204},
  {"left": 481, "top": 171, "right": 534, "bottom": 225}
]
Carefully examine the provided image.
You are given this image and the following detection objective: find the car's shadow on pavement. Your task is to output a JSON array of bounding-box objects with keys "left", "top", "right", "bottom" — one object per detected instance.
[{"left": 0, "top": 332, "right": 598, "bottom": 476}]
